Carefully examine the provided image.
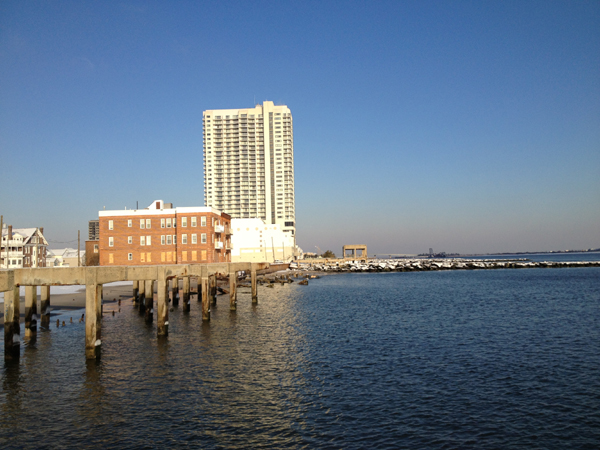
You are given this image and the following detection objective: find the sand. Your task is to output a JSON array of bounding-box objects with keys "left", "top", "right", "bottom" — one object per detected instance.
[{"left": 0, "top": 282, "right": 134, "bottom": 326}]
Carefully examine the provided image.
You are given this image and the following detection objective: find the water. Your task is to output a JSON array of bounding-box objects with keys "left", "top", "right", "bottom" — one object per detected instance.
[{"left": 1, "top": 265, "right": 599, "bottom": 449}]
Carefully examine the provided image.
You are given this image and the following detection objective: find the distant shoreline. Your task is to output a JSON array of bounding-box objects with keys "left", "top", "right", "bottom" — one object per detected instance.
[{"left": 459, "top": 250, "right": 600, "bottom": 257}]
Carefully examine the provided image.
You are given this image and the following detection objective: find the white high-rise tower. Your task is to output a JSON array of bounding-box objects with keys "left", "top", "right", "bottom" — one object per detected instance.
[{"left": 203, "top": 101, "right": 296, "bottom": 239}]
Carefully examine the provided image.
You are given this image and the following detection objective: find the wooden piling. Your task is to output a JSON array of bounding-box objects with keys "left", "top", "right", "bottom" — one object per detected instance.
[
  {"left": 229, "top": 270, "right": 237, "bottom": 311},
  {"left": 171, "top": 277, "right": 179, "bottom": 306},
  {"left": 157, "top": 272, "right": 168, "bottom": 336},
  {"left": 251, "top": 268, "right": 258, "bottom": 303},
  {"left": 133, "top": 280, "right": 139, "bottom": 304},
  {"left": 144, "top": 280, "right": 154, "bottom": 323},
  {"left": 210, "top": 274, "right": 217, "bottom": 306},
  {"left": 182, "top": 276, "right": 190, "bottom": 312},
  {"left": 25, "top": 285, "right": 37, "bottom": 339},
  {"left": 85, "top": 281, "right": 101, "bottom": 359},
  {"left": 197, "top": 276, "right": 202, "bottom": 301},
  {"left": 40, "top": 285, "right": 51, "bottom": 328},
  {"left": 201, "top": 273, "right": 210, "bottom": 321},
  {"left": 4, "top": 287, "right": 20, "bottom": 361},
  {"left": 138, "top": 280, "right": 146, "bottom": 313}
]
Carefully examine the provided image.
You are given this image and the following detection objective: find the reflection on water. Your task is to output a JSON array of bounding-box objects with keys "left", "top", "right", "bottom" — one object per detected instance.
[{"left": 1, "top": 267, "right": 600, "bottom": 448}]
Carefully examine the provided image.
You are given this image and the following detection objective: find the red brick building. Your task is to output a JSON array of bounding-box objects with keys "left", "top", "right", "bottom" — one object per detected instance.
[{"left": 98, "top": 200, "right": 232, "bottom": 266}]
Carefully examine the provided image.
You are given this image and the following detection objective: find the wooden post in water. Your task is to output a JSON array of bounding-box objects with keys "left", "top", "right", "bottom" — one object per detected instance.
[
  {"left": 251, "top": 267, "right": 258, "bottom": 304},
  {"left": 85, "top": 275, "right": 102, "bottom": 359},
  {"left": 132, "top": 280, "right": 139, "bottom": 305},
  {"left": 4, "top": 286, "right": 21, "bottom": 361},
  {"left": 138, "top": 280, "right": 146, "bottom": 313},
  {"left": 25, "top": 285, "right": 37, "bottom": 339},
  {"left": 157, "top": 271, "right": 168, "bottom": 337},
  {"left": 213, "top": 274, "right": 218, "bottom": 304},
  {"left": 144, "top": 280, "right": 154, "bottom": 323},
  {"left": 95, "top": 284, "right": 102, "bottom": 341},
  {"left": 182, "top": 276, "right": 190, "bottom": 312},
  {"left": 229, "top": 269, "right": 237, "bottom": 311},
  {"left": 201, "top": 270, "right": 210, "bottom": 321},
  {"left": 209, "top": 274, "right": 217, "bottom": 306},
  {"left": 197, "top": 276, "right": 202, "bottom": 301},
  {"left": 40, "top": 285, "right": 51, "bottom": 328},
  {"left": 171, "top": 278, "right": 179, "bottom": 306},
  {"left": 99, "top": 285, "right": 104, "bottom": 315}
]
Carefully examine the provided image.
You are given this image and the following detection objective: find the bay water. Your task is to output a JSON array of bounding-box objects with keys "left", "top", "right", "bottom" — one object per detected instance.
[{"left": 1, "top": 261, "right": 599, "bottom": 448}]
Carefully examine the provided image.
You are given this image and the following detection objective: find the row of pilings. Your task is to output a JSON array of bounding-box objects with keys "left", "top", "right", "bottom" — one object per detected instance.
[{"left": 1, "top": 263, "right": 266, "bottom": 361}]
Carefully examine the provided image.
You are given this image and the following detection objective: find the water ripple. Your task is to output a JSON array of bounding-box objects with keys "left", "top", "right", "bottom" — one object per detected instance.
[{"left": 1, "top": 267, "right": 599, "bottom": 448}]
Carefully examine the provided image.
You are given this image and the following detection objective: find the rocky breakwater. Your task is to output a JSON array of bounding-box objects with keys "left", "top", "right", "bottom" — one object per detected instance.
[{"left": 294, "top": 258, "right": 600, "bottom": 273}]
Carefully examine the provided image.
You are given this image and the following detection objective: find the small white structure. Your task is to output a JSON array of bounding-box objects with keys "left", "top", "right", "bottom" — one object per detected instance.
[
  {"left": 230, "top": 218, "right": 300, "bottom": 263},
  {"left": 47, "top": 248, "right": 84, "bottom": 267}
]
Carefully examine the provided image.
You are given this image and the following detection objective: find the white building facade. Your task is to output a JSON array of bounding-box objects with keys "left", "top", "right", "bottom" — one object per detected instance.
[
  {"left": 203, "top": 101, "right": 296, "bottom": 242},
  {"left": 1, "top": 225, "right": 48, "bottom": 268},
  {"left": 230, "top": 218, "right": 296, "bottom": 263},
  {"left": 46, "top": 248, "right": 84, "bottom": 267}
]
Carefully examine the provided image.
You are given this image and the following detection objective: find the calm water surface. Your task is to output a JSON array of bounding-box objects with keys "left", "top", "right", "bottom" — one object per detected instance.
[{"left": 1, "top": 266, "right": 599, "bottom": 449}]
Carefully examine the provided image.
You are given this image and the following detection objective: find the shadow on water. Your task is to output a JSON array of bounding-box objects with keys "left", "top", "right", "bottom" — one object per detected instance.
[{"left": 2, "top": 359, "right": 22, "bottom": 417}]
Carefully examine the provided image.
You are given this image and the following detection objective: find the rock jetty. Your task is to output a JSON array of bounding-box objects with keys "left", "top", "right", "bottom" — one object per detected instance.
[{"left": 291, "top": 258, "right": 600, "bottom": 273}]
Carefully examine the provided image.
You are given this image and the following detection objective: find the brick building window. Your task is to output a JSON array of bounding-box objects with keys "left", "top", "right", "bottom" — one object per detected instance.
[
  {"left": 128, "top": 219, "right": 132, "bottom": 227},
  {"left": 201, "top": 216, "right": 206, "bottom": 227},
  {"left": 109, "top": 237, "right": 114, "bottom": 247},
  {"left": 141, "top": 236, "right": 145, "bottom": 246},
  {"left": 109, "top": 254, "right": 114, "bottom": 264},
  {"left": 161, "top": 219, "right": 165, "bottom": 228},
  {"left": 201, "top": 233, "right": 207, "bottom": 244},
  {"left": 128, "top": 253, "right": 132, "bottom": 261},
  {"left": 161, "top": 235, "right": 165, "bottom": 245},
  {"left": 146, "top": 219, "right": 151, "bottom": 228},
  {"left": 172, "top": 235, "right": 176, "bottom": 244},
  {"left": 182, "top": 234, "right": 187, "bottom": 244},
  {"left": 191, "top": 217, "right": 197, "bottom": 227},
  {"left": 192, "top": 234, "right": 197, "bottom": 244},
  {"left": 147, "top": 236, "right": 151, "bottom": 246},
  {"left": 108, "top": 220, "right": 113, "bottom": 230},
  {"left": 166, "top": 235, "right": 172, "bottom": 245},
  {"left": 128, "top": 236, "right": 132, "bottom": 244},
  {"left": 167, "top": 218, "right": 172, "bottom": 228},
  {"left": 140, "top": 219, "right": 145, "bottom": 229},
  {"left": 182, "top": 217, "right": 187, "bottom": 227}
]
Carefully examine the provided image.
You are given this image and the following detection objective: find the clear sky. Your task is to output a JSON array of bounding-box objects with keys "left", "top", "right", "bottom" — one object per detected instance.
[{"left": 1, "top": 0, "right": 598, "bottom": 255}]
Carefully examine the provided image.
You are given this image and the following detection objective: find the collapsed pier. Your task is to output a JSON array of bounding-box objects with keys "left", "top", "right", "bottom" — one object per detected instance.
[{"left": 0, "top": 262, "right": 267, "bottom": 361}]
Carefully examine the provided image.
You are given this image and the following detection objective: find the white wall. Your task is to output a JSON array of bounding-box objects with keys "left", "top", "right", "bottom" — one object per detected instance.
[{"left": 230, "top": 218, "right": 295, "bottom": 262}]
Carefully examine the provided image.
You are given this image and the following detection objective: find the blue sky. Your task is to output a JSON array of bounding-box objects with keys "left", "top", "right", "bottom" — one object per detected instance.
[{"left": 1, "top": 0, "right": 598, "bottom": 255}]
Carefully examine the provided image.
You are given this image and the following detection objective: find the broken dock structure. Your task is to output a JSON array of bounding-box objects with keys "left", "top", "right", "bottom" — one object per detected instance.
[{"left": 1, "top": 262, "right": 267, "bottom": 361}]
